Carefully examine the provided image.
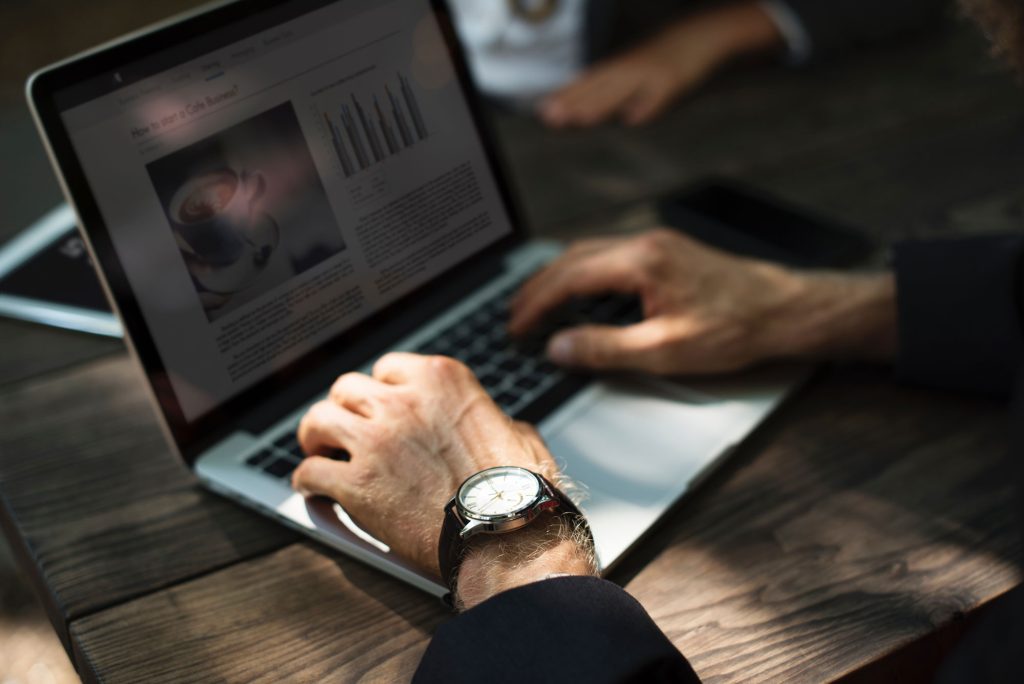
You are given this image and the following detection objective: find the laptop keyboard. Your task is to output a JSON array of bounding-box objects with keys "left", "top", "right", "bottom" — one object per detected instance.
[
  {"left": 415, "top": 283, "right": 641, "bottom": 416},
  {"left": 248, "top": 278, "right": 642, "bottom": 480},
  {"left": 244, "top": 432, "right": 306, "bottom": 480}
]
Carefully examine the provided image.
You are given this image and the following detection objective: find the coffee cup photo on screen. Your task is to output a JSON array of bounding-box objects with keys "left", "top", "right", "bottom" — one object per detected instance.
[{"left": 147, "top": 101, "right": 346, "bottom": 322}]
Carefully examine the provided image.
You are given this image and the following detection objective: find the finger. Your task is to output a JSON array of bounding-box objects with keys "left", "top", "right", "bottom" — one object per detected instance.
[
  {"left": 297, "top": 399, "right": 362, "bottom": 458},
  {"left": 511, "top": 244, "right": 624, "bottom": 325},
  {"left": 291, "top": 455, "right": 355, "bottom": 501},
  {"left": 551, "top": 77, "right": 641, "bottom": 128},
  {"left": 542, "top": 63, "right": 644, "bottom": 127},
  {"left": 540, "top": 71, "right": 613, "bottom": 126},
  {"left": 508, "top": 249, "right": 646, "bottom": 334},
  {"left": 371, "top": 351, "right": 427, "bottom": 385},
  {"left": 328, "top": 372, "right": 389, "bottom": 418},
  {"left": 510, "top": 237, "right": 620, "bottom": 312},
  {"left": 546, "top": 320, "right": 670, "bottom": 373},
  {"left": 622, "top": 83, "right": 676, "bottom": 127}
]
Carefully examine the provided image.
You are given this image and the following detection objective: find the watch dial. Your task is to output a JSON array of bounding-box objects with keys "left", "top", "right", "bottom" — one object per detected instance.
[{"left": 459, "top": 467, "right": 542, "bottom": 518}]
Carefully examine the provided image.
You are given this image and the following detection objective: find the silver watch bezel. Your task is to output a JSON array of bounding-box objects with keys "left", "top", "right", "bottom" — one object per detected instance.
[{"left": 453, "top": 466, "right": 553, "bottom": 539}]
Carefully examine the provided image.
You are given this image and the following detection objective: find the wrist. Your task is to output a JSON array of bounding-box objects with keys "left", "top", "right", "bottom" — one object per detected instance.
[
  {"left": 453, "top": 514, "right": 598, "bottom": 611},
  {"left": 757, "top": 266, "right": 899, "bottom": 362}
]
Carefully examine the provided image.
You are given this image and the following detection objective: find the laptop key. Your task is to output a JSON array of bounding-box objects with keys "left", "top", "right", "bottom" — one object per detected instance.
[
  {"left": 495, "top": 391, "right": 519, "bottom": 408},
  {"left": 245, "top": 449, "right": 272, "bottom": 467},
  {"left": 263, "top": 458, "right": 298, "bottom": 479},
  {"left": 535, "top": 360, "right": 559, "bottom": 376},
  {"left": 273, "top": 432, "right": 299, "bottom": 450},
  {"left": 466, "top": 352, "right": 490, "bottom": 369},
  {"left": 497, "top": 358, "right": 520, "bottom": 373},
  {"left": 479, "top": 372, "right": 503, "bottom": 389},
  {"left": 515, "top": 376, "right": 540, "bottom": 391}
]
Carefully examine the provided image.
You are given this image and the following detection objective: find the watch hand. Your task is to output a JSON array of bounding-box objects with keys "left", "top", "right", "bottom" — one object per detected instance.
[{"left": 480, "top": 492, "right": 503, "bottom": 511}]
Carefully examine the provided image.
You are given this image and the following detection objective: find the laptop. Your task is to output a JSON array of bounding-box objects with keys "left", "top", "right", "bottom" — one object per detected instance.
[{"left": 28, "top": 0, "right": 799, "bottom": 596}]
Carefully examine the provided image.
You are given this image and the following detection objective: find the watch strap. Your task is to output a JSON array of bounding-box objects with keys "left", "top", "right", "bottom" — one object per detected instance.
[
  {"left": 438, "top": 499, "right": 464, "bottom": 600},
  {"left": 437, "top": 473, "right": 588, "bottom": 605}
]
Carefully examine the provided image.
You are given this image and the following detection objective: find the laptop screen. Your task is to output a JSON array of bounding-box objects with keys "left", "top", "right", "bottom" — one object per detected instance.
[{"left": 53, "top": 0, "right": 515, "bottom": 425}]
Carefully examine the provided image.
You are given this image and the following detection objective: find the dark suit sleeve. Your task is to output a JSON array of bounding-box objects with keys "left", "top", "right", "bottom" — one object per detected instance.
[
  {"left": 414, "top": 576, "right": 699, "bottom": 684},
  {"left": 893, "top": 234, "right": 1024, "bottom": 397},
  {"left": 774, "top": 0, "right": 945, "bottom": 59}
]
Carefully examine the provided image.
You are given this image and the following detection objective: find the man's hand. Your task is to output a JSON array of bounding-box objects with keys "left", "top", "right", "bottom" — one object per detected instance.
[
  {"left": 540, "top": 2, "right": 783, "bottom": 128},
  {"left": 509, "top": 229, "right": 899, "bottom": 375},
  {"left": 292, "top": 353, "right": 595, "bottom": 607}
]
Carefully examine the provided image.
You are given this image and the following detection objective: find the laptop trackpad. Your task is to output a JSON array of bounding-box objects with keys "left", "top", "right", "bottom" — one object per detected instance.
[{"left": 540, "top": 377, "right": 772, "bottom": 568}]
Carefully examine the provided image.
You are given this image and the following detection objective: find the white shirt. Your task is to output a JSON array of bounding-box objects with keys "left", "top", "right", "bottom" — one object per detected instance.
[
  {"left": 447, "top": 0, "right": 588, "bottom": 103},
  {"left": 447, "top": 0, "right": 812, "bottom": 103}
]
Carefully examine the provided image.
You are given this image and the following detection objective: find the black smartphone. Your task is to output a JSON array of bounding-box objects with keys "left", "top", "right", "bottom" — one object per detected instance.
[{"left": 656, "top": 179, "right": 876, "bottom": 269}]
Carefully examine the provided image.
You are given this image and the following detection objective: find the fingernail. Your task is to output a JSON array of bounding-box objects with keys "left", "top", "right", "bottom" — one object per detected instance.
[{"left": 547, "top": 333, "right": 575, "bottom": 364}]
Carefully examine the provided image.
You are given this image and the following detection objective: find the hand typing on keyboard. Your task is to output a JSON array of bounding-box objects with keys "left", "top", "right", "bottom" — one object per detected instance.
[
  {"left": 508, "top": 229, "right": 897, "bottom": 375},
  {"left": 291, "top": 352, "right": 596, "bottom": 605},
  {"left": 412, "top": 281, "right": 641, "bottom": 418}
]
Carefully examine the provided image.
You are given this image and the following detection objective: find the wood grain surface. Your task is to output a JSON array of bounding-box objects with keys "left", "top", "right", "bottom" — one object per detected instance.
[
  {"left": 620, "top": 367, "right": 1020, "bottom": 683},
  {"left": 0, "top": 355, "right": 296, "bottom": 650},
  {"left": 65, "top": 366, "right": 1020, "bottom": 683},
  {"left": 72, "top": 542, "right": 444, "bottom": 683}
]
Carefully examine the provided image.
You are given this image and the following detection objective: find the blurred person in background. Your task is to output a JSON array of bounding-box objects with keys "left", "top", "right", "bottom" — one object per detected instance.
[{"left": 446, "top": 0, "right": 945, "bottom": 127}]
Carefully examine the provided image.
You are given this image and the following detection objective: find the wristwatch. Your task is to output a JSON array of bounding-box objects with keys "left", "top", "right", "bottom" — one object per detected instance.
[{"left": 438, "top": 466, "right": 588, "bottom": 595}]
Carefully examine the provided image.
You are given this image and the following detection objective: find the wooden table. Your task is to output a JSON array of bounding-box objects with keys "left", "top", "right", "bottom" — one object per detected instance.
[{"left": 2, "top": 14, "right": 1022, "bottom": 683}]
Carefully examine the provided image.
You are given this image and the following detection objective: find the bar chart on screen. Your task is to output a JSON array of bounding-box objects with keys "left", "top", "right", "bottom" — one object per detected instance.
[{"left": 317, "top": 71, "right": 430, "bottom": 179}]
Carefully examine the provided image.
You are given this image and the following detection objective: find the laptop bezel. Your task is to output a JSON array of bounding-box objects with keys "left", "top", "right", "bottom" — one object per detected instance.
[{"left": 27, "top": 0, "right": 529, "bottom": 466}]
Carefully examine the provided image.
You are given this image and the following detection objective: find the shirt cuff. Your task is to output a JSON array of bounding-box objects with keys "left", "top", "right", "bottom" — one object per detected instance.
[{"left": 759, "top": 0, "right": 813, "bottom": 65}]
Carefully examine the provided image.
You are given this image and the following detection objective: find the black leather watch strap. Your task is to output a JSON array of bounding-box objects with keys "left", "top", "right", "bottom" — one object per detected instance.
[
  {"left": 437, "top": 473, "right": 588, "bottom": 605},
  {"left": 438, "top": 500, "right": 465, "bottom": 597}
]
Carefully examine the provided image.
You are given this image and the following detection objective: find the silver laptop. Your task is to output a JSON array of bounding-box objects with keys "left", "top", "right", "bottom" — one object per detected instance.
[{"left": 28, "top": 0, "right": 799, "bottom": 596}]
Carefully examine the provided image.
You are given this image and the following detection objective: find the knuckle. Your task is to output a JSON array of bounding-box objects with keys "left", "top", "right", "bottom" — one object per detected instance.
[
  {"left": 305, "top": 400, "right": 332, "bottom": 426},
  {"left": 633, "top": 230, "right": 674, "bottom": 274},
  {"left": 429, "top": 354, "right": 467, "bottom": 378},
  {"left": 329, "top": 373, "right": 360, "bottom": 401},
  {"left": 373, "top": 352, "right": 401, "bottom": 375},
  {"left": 644, "top": 228, "right": 676, "bottom": 249}
]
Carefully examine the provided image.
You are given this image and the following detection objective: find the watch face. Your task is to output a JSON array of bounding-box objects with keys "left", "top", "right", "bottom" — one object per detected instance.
[{"left": 458, "top": 466, "right": 542, "bottom": 520}]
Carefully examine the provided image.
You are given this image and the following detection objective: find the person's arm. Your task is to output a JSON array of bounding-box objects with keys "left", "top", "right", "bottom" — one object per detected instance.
[
  {"left": 289, "top": 353, "right": 698, "bottom": 681},
  {"left": 508, "top": 229, "right": 899, "bottom": 376},
  {"left": 415, "top": 576, "right": 700, "bottom": 683},
  {"left": 542, "top": 0, "right": 946, "bottom": 128},
  {"left": 542, "top": 2, "right": 785, "bottom": 128},
  {"left": 415, "top": 514, "right": 699, "bottom": 683},
  {"left": 893, "top": 234, "right": 1024, "bottom": 397},
  {"left": 509, "top": 229, "right": 1024, "bottom": 398}
]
